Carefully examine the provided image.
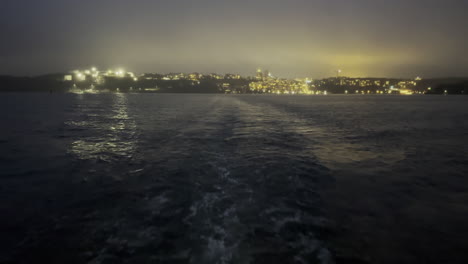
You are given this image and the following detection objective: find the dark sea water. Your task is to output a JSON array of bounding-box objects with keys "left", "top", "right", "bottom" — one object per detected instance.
[{"left": 0, "top": 93, "right": 467, "bottom": 264}]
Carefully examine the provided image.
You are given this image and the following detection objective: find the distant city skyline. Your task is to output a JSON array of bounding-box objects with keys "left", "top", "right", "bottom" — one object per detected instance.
[
  {"left": 47, "top": 66, "right": 431, "bottom": 80},
  {"left": 1, "top": 0, "right": 468, "bottom": 78}
]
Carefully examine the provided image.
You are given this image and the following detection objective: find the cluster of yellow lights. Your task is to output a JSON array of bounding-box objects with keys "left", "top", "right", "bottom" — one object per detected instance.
[
  {"left": 316, "top": 76, "right": 422, "bottom": 90},
  {"left": 69, "top": 67, "right": 425, "bottom": 95},
  {"left": 399, "top": 89, "right": 414, "bottom": 95},
  {"left": 72, "top": 67, "right": 138, "bottom": 82},
  {"left": 249, "top": 77, "right": 311, "bottom": 95}
]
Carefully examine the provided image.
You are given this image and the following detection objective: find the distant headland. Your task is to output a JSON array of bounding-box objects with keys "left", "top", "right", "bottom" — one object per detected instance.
[{"left": 1, "top": 68, "right": 467, "bottom": 95}]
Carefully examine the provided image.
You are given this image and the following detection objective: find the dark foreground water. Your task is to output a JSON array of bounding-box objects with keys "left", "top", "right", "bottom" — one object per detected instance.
[{"left": 0, "top": 94, "right": 467, "bottom": 264}]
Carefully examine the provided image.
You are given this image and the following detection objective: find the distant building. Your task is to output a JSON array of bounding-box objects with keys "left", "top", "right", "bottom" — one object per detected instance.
[{"left": 256, "top": 68, "right": 264, "bottom": 81}]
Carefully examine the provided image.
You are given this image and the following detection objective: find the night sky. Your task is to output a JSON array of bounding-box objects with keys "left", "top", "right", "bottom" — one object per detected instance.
[{"left": 1, "top": 0, "right": 468, "bottom": 78}]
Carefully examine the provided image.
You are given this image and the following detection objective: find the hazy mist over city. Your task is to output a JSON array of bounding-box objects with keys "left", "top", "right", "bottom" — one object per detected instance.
[{"left": 1, "top": 0, "right": 468, "bottom": 78}]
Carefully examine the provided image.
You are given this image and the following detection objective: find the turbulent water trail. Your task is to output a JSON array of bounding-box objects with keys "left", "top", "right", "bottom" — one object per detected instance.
[
  {"left": 163, "top": 96, "right": 335, "bottom": 264},
  {"left": 74, "top": 95, "right": 335, "bottom": 264}
]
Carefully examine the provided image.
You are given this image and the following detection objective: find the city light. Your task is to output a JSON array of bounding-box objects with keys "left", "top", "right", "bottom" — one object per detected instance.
[
  {"left": 400, "top": 89, "right": 413, "bottom": 95},
  {"left": 63, "top": 66, "right": 433, "bottom": 95},
  {"left": 115, "top": 69, "right": 125, "bottom": 77},
  {"left": 75, "top": 72, "right": 85, "bottom": 81}
]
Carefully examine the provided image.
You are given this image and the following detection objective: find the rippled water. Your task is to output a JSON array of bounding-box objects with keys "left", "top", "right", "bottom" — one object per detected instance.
[{"left": 0, "top": 94, "right": 467, "bottom": 264}]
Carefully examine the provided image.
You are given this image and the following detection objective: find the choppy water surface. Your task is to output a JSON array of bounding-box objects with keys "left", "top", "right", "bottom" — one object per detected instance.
[{"left": 0, "top": 94, "right": 467, "bottom": 264}]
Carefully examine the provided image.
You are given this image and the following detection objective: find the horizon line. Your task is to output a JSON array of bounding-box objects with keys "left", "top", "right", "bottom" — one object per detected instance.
[{"left": 2, "top": 72, "right": 468, "bottom": 80}]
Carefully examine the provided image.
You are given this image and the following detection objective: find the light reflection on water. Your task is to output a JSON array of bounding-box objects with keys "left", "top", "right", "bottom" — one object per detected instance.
[{"left": 67, "top": 93, "right": 137, "bottom": 163}]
